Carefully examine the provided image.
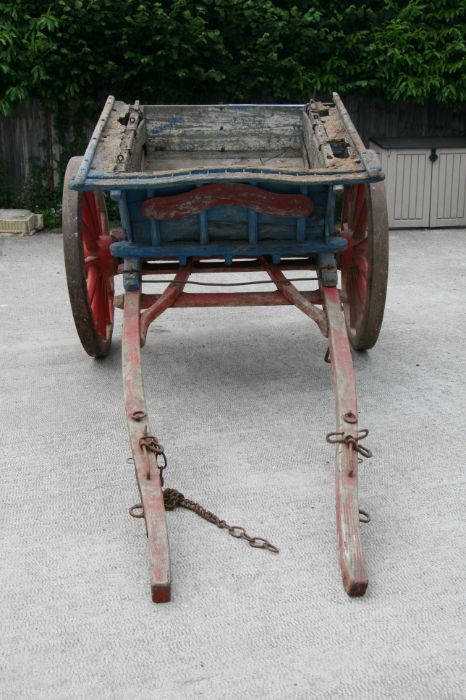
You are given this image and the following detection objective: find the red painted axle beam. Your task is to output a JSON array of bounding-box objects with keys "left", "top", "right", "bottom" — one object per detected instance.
[{"left": 115, "top": 289, "right": 323, "bottom": 310}]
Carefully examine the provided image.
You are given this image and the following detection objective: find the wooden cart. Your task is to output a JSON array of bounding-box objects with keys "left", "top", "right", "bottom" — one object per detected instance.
[{"left": 62, "top": 93, "right": 388, "bottom": 602}]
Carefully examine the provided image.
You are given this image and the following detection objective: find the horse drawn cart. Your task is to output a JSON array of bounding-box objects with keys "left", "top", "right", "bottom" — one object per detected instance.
[{"left": 62, "top": 93, "right": 388, "bottom": 602}]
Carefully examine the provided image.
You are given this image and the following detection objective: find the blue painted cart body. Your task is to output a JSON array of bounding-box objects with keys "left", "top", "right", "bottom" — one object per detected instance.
[{"left": 69, "top": 94, "right": 383, "bottom": 286}]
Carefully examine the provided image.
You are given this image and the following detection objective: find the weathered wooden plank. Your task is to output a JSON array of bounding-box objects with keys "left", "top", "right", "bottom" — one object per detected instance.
[
  {"left": 128, "top": 118, "right": 147, "bottom": 171},
  {"left": 75, "top": 168, "right": 376, "bottom": 190},
  {"left": 73, "top": 96, "right": 116, "bottom": 186},
  {"left": 332, "top": 93, "right": 382, "bottom": 178},
  {"left": 143, "top": 149, "right": 305, "bottom": 171},
  {"left": 302, "top": 110, "right": 335, "bottom": 168},
  {"left": 144, "top": 104, "right": 303, "bottom": 152},
  {"left": 88, "top": 99, "right": 127, "bottom": 174},
  {"left": 110, "top": 237, "right": 347, "bottom": 262},
  {"left": 302, "top": 112, "right": 328, "bottom": 169},
  {"left": 137, "top": 258, "right": 318, "bottom": 274}
]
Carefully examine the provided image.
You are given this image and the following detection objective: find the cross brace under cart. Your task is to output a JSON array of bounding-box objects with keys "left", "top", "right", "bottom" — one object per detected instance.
[{"left": 62, "top": 93, "right": 388, "bottom": 602}]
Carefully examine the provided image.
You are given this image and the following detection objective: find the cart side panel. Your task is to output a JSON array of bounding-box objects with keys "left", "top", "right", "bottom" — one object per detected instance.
[
  {"left": 109, "top": 180, "right": 345, "bottom": 265},
  {"left": 124, "top": 183, "right": 329, "bottom": 248}
]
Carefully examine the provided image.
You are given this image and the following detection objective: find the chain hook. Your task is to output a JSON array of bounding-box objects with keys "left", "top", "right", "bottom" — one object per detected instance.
[
  {"left": 326, "top": 428, "right": 373, "bottom": 458},
  {"left": 139, "top": 426, "right": 168, "bottom": 483}
]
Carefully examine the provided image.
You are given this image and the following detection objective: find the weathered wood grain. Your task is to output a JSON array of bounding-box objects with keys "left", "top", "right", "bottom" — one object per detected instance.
[
  {"left": 143, "top": 149, "right": 305, "bottom": 171},
  {"left": 144, "top": 104, "right": 303, "bottom": 153}
]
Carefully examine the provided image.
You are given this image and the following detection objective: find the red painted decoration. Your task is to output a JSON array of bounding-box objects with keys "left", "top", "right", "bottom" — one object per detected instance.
[{"left": 141, "top": 183, "right": 314, "bottom": 220}]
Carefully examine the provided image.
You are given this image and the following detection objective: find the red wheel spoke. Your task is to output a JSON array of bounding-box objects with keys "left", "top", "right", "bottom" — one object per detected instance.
[
  {"left": 95, "top": 278, "right": 105, "bottom": 338},
  {"left": 103, "top": 277, "right": 113, "bottom": 325},
  {"left": 82, "top": 192, "right": 103, "bottom": 255},
  {"left": 100, "top": 278, "right": 110, "bottom": 337},
  {"left": 83, "top": 192, "right": 101, "bottom": 232},
  {"left": 353, "top": 236, "right": 368, "bottom": 252},
  {"left": 342, "top": 185, "right": 369, "bottom": 333},
  {"left": 82, "top": 226, "right": 99, "bottom": 257},
  {"left": 88, "top": 261, "right": 113, "bottom": 338},
  {"left": 357, "top": 256, "right": 369, "bottom": 275},
  {"left": 95, "top": 194, "right": 109, "bottom": 237},
  {"left": 84, "top": 256, "right": 100, "bottom": 272},
  {"left": 346, "top": 274, "right": 360, "bottom": 328},
  {"left": 352, "top": 209, "right": 368, "bottom": 240},
  {"left": 91, "top": 276, "right": 107, "bottom": 338},
  {"left": 355, "top": 270, "right": 368, "bottom": 305},
  {"left": 86, "top": 266, "right": 99, "bottom": 306},
  {"left": 352, "top": 186, "right": 366, "bottom": 236}
]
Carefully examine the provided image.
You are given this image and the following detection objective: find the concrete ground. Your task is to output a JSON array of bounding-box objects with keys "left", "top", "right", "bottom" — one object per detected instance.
[{"left": 0, "top": 229, "right": 465, "bottom": 700}]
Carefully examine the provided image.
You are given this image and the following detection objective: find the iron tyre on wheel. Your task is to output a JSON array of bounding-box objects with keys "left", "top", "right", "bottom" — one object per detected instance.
[
  {"left": 62, "top": 156, "right": 115, "bottom": 358},
  {"left": 340, "top": 182, "right": 389, "bottom": 350}
]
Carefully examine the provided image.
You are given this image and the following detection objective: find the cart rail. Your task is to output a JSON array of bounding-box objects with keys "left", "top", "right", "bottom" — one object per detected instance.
[{"left": 71, "top": 94, "right": 383, "bottom": 190}]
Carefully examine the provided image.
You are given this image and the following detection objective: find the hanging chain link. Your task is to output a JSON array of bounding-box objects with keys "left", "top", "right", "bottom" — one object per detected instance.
[
  {"left": 326, "top": 428, "right": 372, "bottom": 522},
  {"left": 130, "top": 432, "right": 279, "bottom": 554},
  {"left": 163, "top": 488, "right": 279, "bottom": 553},
  {"left": 325, "top": 428, "right": 372, "bottom": 458},
  {"left": 139, "top": 426, "right": 167, "bottom": 482}
]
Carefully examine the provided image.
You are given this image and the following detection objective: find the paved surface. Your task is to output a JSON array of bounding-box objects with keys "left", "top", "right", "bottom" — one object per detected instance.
[{"left": 1, "top": 229, "right": 465, "bottom": 699}]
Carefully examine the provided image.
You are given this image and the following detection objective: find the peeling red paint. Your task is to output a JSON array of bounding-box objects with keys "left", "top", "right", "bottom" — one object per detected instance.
[{"left": 141, "top": 183, "right": 314, "bottom": 220}]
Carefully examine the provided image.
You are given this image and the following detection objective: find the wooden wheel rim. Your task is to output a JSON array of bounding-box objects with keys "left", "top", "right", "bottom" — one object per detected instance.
[
  {"left": 63, "top": 156, "right": 114, "bottom": 357},
  {"left": 340, "top": 182, "right": 388, "bottom": 350}
]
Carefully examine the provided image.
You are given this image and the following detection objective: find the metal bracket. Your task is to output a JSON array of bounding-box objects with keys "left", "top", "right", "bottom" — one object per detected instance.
[
  {"left": 123, "top": 257, "right": 141, "bottom": 291},
  {"left": 318, "top": 252, "right": 338, "bottom": 287}
]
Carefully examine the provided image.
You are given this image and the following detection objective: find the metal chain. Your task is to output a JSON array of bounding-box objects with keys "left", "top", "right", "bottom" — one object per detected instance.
[
  {"left": 130, "top": 433, "right": 279, "bottom": 554},
  {"left": 163, "top": 488, "right": 279, "bottom": 553}
]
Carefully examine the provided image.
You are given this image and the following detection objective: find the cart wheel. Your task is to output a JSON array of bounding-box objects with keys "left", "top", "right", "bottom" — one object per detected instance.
[
  {"left": 340, "top": 182, "right": 388, "bottom": 350},
  {"left": 62, "top": 156, "right": 114, "bottom": 358}
]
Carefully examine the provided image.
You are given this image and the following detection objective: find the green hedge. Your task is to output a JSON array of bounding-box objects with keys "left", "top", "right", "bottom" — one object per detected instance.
[{"left": 1, "top": 0, "right": 465, "bottom": 122}]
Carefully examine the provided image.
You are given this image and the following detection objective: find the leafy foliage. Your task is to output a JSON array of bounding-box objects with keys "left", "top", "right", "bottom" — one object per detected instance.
[
  {"left": 370, "top": 0, "right": 466, "bottom": 102},
  {"left": 0, "top": 0, "right": 465, "bottom": 122}
]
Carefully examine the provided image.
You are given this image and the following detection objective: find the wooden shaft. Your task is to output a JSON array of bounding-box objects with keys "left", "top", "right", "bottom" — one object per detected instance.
[
  {"left": 122, "top": 290, "right": 171, "bottom": 603},
  {"left": 322, "top": 285, "right": 368, "bottom": 596}
]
